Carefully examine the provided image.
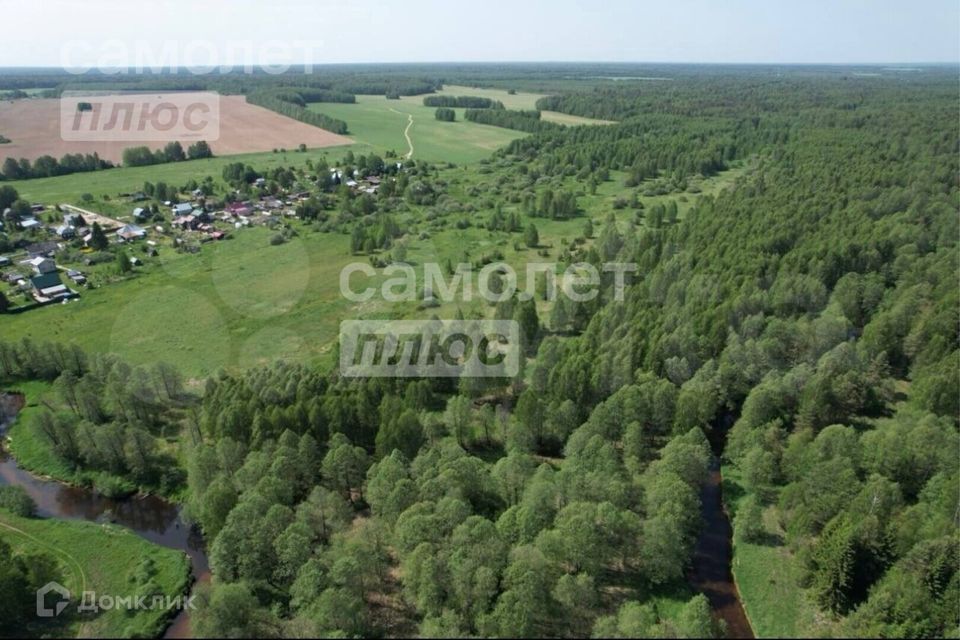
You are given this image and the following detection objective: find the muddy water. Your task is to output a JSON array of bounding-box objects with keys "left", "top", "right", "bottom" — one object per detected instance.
[
  {"left": 0, "top": 393, "right": 208, "bottom": 639},
  {"left": 688, "top": 459, "right": 754, "bottom": 638}
]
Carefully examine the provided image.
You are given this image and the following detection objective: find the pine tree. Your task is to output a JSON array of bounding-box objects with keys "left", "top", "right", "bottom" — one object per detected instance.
[{"left": 90, "top": 222, "right": 109, "bottom": 250}]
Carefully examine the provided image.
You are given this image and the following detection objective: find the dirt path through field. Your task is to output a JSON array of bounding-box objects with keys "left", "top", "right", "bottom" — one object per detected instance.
[
  {"left": 0, "top": 519, "right": 89, "bottom": 594},
  {"left": 388, "top": 108, "right": 414, "bottom": 158}
]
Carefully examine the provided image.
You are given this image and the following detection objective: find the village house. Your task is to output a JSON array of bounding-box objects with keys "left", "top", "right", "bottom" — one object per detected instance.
[
  {"left": 116, "top": 223, "right": 147, "bottom": 242},
  {"left": 172, "top": 203, "right": 193, "bottom": 217},
  {"left": 20, "top": 217, "right": 42, "bottom": 231},
  {"left": 225, "top": 201, "right": 254, "bottom": 216},
  {"left": 26, "top": 241, "right": 59, "bottom": 258},
  {"left": 172, "top": 214, "right": 198, "bottom": 230},
  {"left": 30, "top": 271, "right": 70, "bottom": 301},
  {"left": 55, "top": 224, "right": 76, "bottom": 239},
  {"left": 26, "top": 256, "right": 56, "bottom": 274}
]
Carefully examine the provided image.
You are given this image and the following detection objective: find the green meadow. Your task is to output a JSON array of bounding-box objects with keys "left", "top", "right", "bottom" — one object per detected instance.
[
  {"left": 1, "top": 162, "right": 746, "bottom": 381},
  {"left": 309, "top": 95, "right": 525, "bottom": 163},
  {"left": 309, "top": 85, "right": 612, "bottom": 163},
  {"left": 0, "top": 511, "right": 191, "bottom": 638}
]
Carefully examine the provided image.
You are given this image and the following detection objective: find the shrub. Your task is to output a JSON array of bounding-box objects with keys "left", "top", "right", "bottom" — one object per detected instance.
[{"left": 0, "top": 486, "right": 35, "bottom": 517}]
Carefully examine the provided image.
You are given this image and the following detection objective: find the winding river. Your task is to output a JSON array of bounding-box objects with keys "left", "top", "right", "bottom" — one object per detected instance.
[
  {"left": 1, "top": 391, "right": 755, "bottom": 639},
  {"left": 687, "top": 416, "right": 755, "bottom": 639},
  {"left": 0, "top": 393, "right": 208, "bottom": 639},
  {"left": 688, "top": 457, "right": 754, "bottom": 638}
]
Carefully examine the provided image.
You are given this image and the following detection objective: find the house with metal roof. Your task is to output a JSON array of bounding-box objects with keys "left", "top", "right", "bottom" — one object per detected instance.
[
  {"left": 116, "top": 224, "right": 146, "bottom": 241},
  {"left": 30, "top": 271, "right": 70, "bottom": 301}
]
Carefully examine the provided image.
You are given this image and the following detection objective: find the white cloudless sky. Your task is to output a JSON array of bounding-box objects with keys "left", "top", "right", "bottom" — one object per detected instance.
[{"left": 0, "top": 0, "right": 957, "bottom": 68}]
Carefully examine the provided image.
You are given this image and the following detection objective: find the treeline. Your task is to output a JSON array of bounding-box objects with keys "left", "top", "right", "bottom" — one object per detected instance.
[
  {"left": 273, "top": 89, "right": 356, "bottom": 105},
  {"left": 0, "top": 339, "right": 187, "bottom": 495},
  {"left": 424, "top": 95, "right": 504, "bottom": 109},
  {"left": 340, "top": 79, "right": 437, "bottom": 96},
  {"left": 122, "top": 140, "right": 213, "bottom": 167},
  {"left": 464, "top": 108, "right": 562, "bottom": 134},
  {"left": 0, "top": 338, "right": 87, "bottom": 382},
  {"left": 247, "top": 90, "right": 349, "bottom": 135},
  {"left": 1, "top": 152, "right": 113, "bottom": 181}
]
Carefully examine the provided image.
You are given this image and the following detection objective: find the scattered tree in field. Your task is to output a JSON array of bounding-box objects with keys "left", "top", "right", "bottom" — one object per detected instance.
[
  {"left": 523, "top": 223, "right": 539, "bottom": 248},
  {"left": 89, "top": 222, "right": 109, "bottom": 250}
]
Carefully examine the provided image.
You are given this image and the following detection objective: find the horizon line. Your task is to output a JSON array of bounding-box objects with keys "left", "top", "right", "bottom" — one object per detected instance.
[{"left": 0, "top": 60, "right": 957, "bottom": 71}]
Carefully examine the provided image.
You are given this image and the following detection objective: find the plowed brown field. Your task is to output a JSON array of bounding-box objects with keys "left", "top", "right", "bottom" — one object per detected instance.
[{"left": 0, "top": 94, "right": 351, "bottom": 164}]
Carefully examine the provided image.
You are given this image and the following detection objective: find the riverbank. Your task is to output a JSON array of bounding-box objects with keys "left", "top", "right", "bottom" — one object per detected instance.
[
  {"left": 723, "top": 467, "right": 836, "bottom": 638},
  {"left": 687, "top": 457, "right": 755, "bottom": 638},
  {"left": 0, "top": 392, "right": 205, "bottom": 639},
  {"left": 2, "top": 382, "right": 186, "bottom": 501},
  {"left": 0, "top": 511, "right": 192, "bottom": 638}
]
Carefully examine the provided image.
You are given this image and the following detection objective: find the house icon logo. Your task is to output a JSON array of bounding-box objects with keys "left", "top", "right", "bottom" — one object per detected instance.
[{"left": 36, "top": 581, "right": 70, "bottom": 618}]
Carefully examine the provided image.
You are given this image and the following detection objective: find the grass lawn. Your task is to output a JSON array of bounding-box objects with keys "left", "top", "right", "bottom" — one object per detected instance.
[
  {"left": 0, "top": 510, "right": 191, "bottom": 638},
  {"left": 2, "top": 227, "right": 371, "bottom": 379},
  {"left": 724, "top": 466, "right": 837, "bottom": 638}
]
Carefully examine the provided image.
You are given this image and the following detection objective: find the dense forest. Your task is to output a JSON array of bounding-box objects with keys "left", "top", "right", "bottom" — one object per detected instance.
[
  {"left": 464, "top": 108, "right": 561, "bottom": 134},
  {"left": 175, "top": 72, "right": 960, "bottom": 638},
  {"left": 0, "top": 68, "right": 957, "bottom": 638}
]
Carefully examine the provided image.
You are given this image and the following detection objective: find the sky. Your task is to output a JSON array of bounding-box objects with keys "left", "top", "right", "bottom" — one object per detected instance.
[{"left": 0, "top": 0, "right": 957, "bottom": 68}]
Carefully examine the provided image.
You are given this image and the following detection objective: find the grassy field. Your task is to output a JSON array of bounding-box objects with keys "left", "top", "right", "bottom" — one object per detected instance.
[
  {"left": 2, "top": 227, "right": 371, "bottom": 379},
  {"left": 724, "top": 467, "right": 837, "bottom": 638},
  {"left": 0, "top": 510, "right": 191, "bottom": 638},
  {"left": 310, "top": 95, "right": 525, "bottom": 163},
  {"left": 309, "top": 85, "right": 613, "bottom": 164},
  {"left": 1, "top": 162, "right": 749, "bottom": 381}
]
